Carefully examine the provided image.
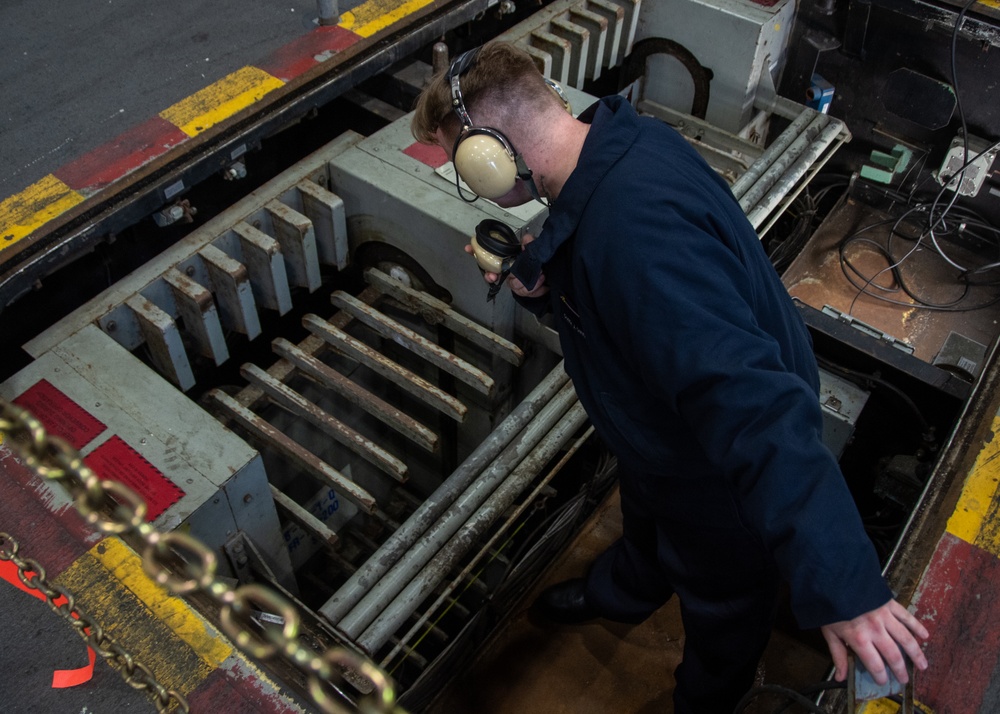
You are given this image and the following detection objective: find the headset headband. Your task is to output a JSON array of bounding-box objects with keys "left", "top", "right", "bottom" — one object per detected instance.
[{"left": 448, "top": 48, "right": 481, "bottom": 129}]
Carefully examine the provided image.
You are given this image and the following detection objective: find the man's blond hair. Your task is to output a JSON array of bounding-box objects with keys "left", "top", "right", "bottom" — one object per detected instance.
[{"left": 411, "top": 42, "right": 562, "bottom": 145}]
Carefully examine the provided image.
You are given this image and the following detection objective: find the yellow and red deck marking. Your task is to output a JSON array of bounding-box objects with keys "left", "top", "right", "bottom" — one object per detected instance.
[
  {"left": 888, "top": 414, "right": 1000, "bottom": 714},
  {"left": 0, "top": 0, "right": 435, "bottom": 259}
]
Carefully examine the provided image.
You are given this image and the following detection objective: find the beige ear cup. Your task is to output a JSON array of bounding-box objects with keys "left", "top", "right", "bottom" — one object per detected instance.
[
  {"left": 469, "top": 234, "right": 506, "bottom": 273},
  {"left": 454, "top": 134, "right": 518, "bottom": 199}
]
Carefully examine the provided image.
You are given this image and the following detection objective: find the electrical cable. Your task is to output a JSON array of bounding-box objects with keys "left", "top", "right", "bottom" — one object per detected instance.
[{"left": 839, "top": 0, "right": 1000, "bottom": 314}]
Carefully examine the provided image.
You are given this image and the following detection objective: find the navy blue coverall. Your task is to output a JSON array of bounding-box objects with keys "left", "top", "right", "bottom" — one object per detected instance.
[{"left": 509, "top": 95, "right": 892, "bottom": 713}]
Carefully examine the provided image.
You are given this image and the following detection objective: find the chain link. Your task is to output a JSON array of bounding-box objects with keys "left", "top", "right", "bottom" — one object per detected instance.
[{"left": 1, "top": 399, "right": 402, "bottom": 714}]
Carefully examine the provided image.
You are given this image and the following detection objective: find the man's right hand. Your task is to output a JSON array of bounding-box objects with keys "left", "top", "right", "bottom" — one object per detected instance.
[{"left": 464, "top": 232, "right": 549, "bottom": 299}]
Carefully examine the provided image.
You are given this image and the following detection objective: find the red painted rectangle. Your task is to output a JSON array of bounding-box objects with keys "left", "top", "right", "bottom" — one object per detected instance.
[
  {"left": 911, "top": 532, "right": 1000, "bottom": 713},
  {"left": 53, "top": 116, "right": 189, "bottom": 194},
  {"left": 403, "top": 141, "right": 448, "bottom": 168},
  {"left": 0, "top": 446, "right": 102, "bottom": 575},
  {"left": 256, "top": 26, "right": 361, "bottom": 82},
  {"left": 84, "top": 436, "right": 184, "bottom": 521},
  {"left": 13, "top": 379, "right": 106, "bottom": 450}
]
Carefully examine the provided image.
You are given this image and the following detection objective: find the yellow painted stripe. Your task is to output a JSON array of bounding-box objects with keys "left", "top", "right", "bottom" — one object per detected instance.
[
  {"left": 339, "top": 0, "right": 437, "bottom": 38},
  {"left": 160, "top": 66, "right": 285, "bottom": 137},
  {"left": 93, "top": 537, "right": 233, "bottom": 666},
  {"left": 860, "top": 699, "right": 935, "bottom": 714},
  {"left": 0, "top": 175, "right": 85, "bottom": 247},
  {"left": 981, "top": 0, "right": 999, "bottom": 10},
  {"left": 54, "top": 537, "right": 232, "bottom": 695},
  {"left": 946, "top": 415, "right": 1000, "bottom": 552}
]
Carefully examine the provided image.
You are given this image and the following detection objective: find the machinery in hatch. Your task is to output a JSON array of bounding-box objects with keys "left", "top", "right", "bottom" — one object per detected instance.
[{"left": 1, "top": 0, "right": 999, "bottom": 712}]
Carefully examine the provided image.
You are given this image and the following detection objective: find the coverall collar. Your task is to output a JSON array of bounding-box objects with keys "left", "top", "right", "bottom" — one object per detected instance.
[{"left": 511, "top": 94, "right": 641, "bottom": 290}]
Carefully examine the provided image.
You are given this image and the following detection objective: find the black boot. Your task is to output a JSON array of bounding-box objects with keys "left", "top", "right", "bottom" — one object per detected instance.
[{"left": 533, "top": 578, "right": 601, "bottom": 624}]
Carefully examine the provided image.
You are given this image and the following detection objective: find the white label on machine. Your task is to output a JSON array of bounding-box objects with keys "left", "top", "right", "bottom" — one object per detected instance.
[{"left": 282, "top": 477, "right": 359, "bottom": 570}]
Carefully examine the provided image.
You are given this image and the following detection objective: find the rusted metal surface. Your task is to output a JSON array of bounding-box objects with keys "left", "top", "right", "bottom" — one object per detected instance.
[
  {"left": 198, "top": 243, "right": 262, "bottom": 339},
  {"left": 884, "top": 337, "right": 1000, "bottom": 599},
  {"left": 363, "top": 268, "right": 524, "bottom": 366},
  {"left": 269, "top": 484, "right": 340, "bottom": 549},
  {"left": 240, "top": 362, "right": 409, "bottom": 483},
  {"left": 303, "top": 313, "right": 467, "bottom": 422},
  {"left": 163, "top": 267, "right": 230, "bottom": 365},
  {"left": 205, "top": 388, "right": 378, "bottom": 514},
  {"left": 782, "top": 199, "right": 1000, "bottom": 363},
  {"left": 123, "top": 294, "right": 195, "bottom": 391},
  {"left": 331, "top": 290, "right": 495, "bottom": 396},
  {"left": 265, "top": 200, "right": 321, "bottom": 292},
  {"left": 232, "top": 284, "right": 380, "bottom": 411},
  {"left": 272, "top": 337, "right": 438, "bottom": 453}
]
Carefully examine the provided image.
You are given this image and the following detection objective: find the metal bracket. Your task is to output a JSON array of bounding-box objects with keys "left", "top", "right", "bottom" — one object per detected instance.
[{"left": 224, "top": 530, "right": 282, "bottom": 587}]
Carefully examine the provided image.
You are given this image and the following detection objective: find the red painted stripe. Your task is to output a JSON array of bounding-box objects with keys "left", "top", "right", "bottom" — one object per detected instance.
[
  {"left": 186, "top": 661, "right": 304, "bottom": 713},
  {"left": 53, "top": 116, "right": 188, "bottom": 194},
  {"left": 0, "top": 446, "right": 102, "bottom": 576},
  {"left": 911, "top": 532, "right": 1000, "bottom": 713},
  {"left": 404, "top": 142, "right": 448, "bottom": 168},
  {"left": 256, "top": 26, "right": 361, "bottom": 82}
]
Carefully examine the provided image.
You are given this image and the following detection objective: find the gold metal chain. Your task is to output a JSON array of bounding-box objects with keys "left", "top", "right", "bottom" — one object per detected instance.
[{"left": 0, "top": 399, "right": 402, "bottom": 714}]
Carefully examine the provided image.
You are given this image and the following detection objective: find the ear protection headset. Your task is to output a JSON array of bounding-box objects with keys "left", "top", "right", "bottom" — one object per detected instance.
[{"left": 446, "top": 47, "right": 570, "bottom": 205}]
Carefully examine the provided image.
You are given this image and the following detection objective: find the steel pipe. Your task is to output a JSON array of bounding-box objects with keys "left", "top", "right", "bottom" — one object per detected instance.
[
  {"left": 319, "top": 362, "right": 570, "bottom": 621},
  {"left": 358, "top": 401, "right": 591, "bottom": 653},
  {"left": 317, "top": 0, "right": 339, "bottom": 26},
  {"left": 730, "top": 107, "right": 816, "bottom": 201},
  {"left": 737, "top": 114, "right": 829, "bottom": 212},
  {"left": 745, "top": 119, "right": 846, "bottom": 229},
  {"left": 335, "top": 381, "right": 580, "bottom": 637}
]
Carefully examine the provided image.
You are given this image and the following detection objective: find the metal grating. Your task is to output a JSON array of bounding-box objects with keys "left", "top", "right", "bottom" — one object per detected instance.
[{"left": 496, "top": 0, "right": 642, "bottom": 88}]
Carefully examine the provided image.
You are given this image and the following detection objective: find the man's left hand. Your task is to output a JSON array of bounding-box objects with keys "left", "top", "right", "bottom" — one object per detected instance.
[{"left": 820, "top": 599, "right": 929, "bottom": 686}]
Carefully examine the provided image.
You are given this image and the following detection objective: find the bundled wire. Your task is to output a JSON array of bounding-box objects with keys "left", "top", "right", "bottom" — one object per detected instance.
[{"left": 838, "top": 0, "right": 1000, "bottom": 315}]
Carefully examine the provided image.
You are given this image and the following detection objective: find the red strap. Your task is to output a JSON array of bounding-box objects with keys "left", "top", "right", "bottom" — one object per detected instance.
[{"left": 0, "top": 558, "right": 96, "bottom": 688}]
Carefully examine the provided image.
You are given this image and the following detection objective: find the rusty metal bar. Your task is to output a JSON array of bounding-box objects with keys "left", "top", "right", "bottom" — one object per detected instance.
[
  {"left": 265, "top": 200, "right": 321, "bottom": 291},
  {"left": 358, "top": 401, "right": 590, "bottom": 652},
  {"left": 198, "top": 244, "right": 262, "bottom": 339},
  {"left": 272, "top": 337, "right": 438, "bottom": 453},
  {"left": 364, "top": 268, "right": 523, "bottom": 366},
  {"left": 331, "top": 290, "right": 495, "bottom": 396},
  {"left": 163, "top": 267, "right": 229, "bottom": 365},
  {"left": 235, "top": 285, "right": 381, "bottom": 410},
  {"left": 233, "top": 222, "right": 293, "bottom": 315},
  {"left": 206, "top": 388, "right": 378, "bottom": 513},
  {"left": 334, "top": 379, "right": 579, "bottom": 637},
  {"left": 270, "top": 484, "right": 340, "bottom": 548},
  {"left": 124, "top": 294, "right": 195, "bottom": 391},
  {"left": 296, "top": 178, "right": 348, "bottom": 269},
  {"left": 240, "top": 363, "right": 408, "bottom": 483},
  {"left": 318, "top": 361, "right": 570, "bottom": 623},
  {"left": 303, "top": 314, "right": 467, "bottom": 422}
]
